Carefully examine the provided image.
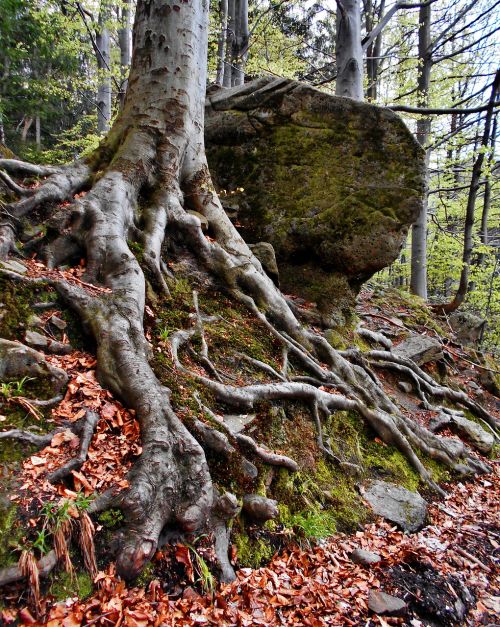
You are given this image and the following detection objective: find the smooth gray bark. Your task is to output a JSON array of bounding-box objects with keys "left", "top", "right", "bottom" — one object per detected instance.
[
  {"left": 216, "top": 0, "right": 229, "bottom": 85},
  {"left": 117, "top": 0, "right": 132, "bottom": 107},
  {"left": 410, "top": 1, "right": 431, "bottom": 299},
  {"left": 232, "top": 0, "right": 249, "bottom": 86},
  {"left": 96, "top": 3, "right": 112, "bottom": 133},
  {"left": 335, "top": 0, "right": 364, "bottom": 100}
]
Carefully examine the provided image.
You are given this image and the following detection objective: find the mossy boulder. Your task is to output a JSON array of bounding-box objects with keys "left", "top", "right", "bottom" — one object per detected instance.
[{"left": 205, "top": 77, "right": 425, "bottom": 322}]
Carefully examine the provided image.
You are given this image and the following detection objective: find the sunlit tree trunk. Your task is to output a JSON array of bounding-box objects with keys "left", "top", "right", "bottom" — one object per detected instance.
[
  {"left": 410, "top": 1, "right": 431, "bottom": 299},
  {"left": 336, "top": 0, "right": 364, "bottom": 100},
  {"left": 96, "top": 2, "right": 112, "bottom": 132},
  {"left": 117, "top": 0, "right": 131, "bottom": 108},
  {"left": 216, "top": 0, "right": 228, "bottom": 85}
]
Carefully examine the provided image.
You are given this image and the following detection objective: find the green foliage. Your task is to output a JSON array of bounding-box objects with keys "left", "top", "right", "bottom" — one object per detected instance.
[
  {"left": 50, "top": 570, "right": 93, "bottom": 601},
  {"left": 0, "top": 376, "right": 35, "bottom": 399},
  {"left": 98, "top": 508, "right": 124, "bottom": 529},
  {"left": 0, "top": 504, "right": 22, "bottom": 567}
]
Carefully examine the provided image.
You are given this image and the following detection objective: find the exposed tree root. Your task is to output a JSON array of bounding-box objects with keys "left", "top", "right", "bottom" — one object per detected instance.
[
  {"left": 47, "top": 410, "right": 100, "bottom": 484},
  {"left": 0, "top": 551, "right": 57, "bottom": 588}
]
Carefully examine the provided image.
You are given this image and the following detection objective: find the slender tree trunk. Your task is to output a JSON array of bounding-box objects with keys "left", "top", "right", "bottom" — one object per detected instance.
[
  {"left": 117, "top": 0, "right": 132, "bottom": 108},
  {"left": 223, "top": 0, "right": 235, "bottom": 87},
  {"left": 216, "top": 0, "right": 229, "bottom": 86},
  {"left": 96, "top": 3, "right": 112, "bottom": 133},
  {"left": 35, "top": 115, "right": 41, "bottom": 150},
  {"left": 434, "top": 70, "right": 500, "bottom": 314},
  {"left": 410, "top": 2, "right": 431, "bottom": 299},
  {"left": 20, "top": 117, "right": 33, "bottom": 142},
  {"left": 479, "top": 115, "right": 497, "bottom": 250},
  {"left": 364, "top": 0, "right": 385, "bottom": 101},
  {"left": 336, "top": 0, "right": 364, "bottom": 100},
  {"left": 231, "top": 0, "right": 249, "bottom": 86}
]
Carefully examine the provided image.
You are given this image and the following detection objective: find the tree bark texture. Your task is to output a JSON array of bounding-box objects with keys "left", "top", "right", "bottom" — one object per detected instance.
[
  {"left": 335, "top": 0, "right": 364, "bottom": 100},
  {"left": 96, "top": 3, "right": 112, "bottom": 133},
  {"left": 117, "top": 0, "right": 132, "bottom": 108},
  {"left": 410, "top": 1, "right": 431, "bottom": 299}
]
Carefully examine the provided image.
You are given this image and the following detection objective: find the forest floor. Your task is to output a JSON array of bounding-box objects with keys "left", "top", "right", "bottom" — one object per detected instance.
[{"left": 0, "top": 276, "right": 498, "bottom": 626}]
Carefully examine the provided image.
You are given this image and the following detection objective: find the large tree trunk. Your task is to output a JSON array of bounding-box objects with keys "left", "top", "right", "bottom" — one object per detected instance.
[
  {"left": 410, "top": 1, "right": 431, "bottom": 299},
  {"left": 0, "top": 0, "right": 496, "bottom": 589},
  {"left": 335, "top": 0, "right": 364, "bottom": 100}
]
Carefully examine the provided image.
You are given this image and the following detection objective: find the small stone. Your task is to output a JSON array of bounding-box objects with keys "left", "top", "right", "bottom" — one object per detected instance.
[
  {"left": 0, "top": 259, "right": 27, "bottom": 274},
  {"left": 222, "top": 414, "right": 256, "bottom": 434},
  {"left": 351, "top": 548, "right": 381, "bottom": 565},
  {"left": 368, "top": 590, "right": 407, "bottom": 616},
  {"left": 241, "top": 458, "right": 258, "bottom": 480},
  {"left": 25, "top": 330, "right": 72, "bottom": 355},
  {"left": 361, "top": 480, "right": 427, "bottom": 533},
  {"left": 249, "top": 242, "right": 280, "bottom": 286},
  {"left": 49, "top": 315, "right": 67, "bottom": 331},
  {"left": 242, "top": 495, "right": 278, "bottom": 521},
  {"left": 398, "top": 381, "right": 412, "bottom": 394}
]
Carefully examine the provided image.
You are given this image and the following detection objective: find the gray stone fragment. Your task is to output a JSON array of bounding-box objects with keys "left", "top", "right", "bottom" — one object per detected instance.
[
  {"left": 393, "top": 334, "right": 443, "bottom": 365},
  {"left": 241, "top": 458, "right": 258, "bottom": 480},
  {"left": 222, "top": 413, "right": 256, "bottom": 434},
  {"left": 0, "top": 338, "right": 68, "bottom": 393},
  {"left": 368, "top": 590, "right": 407, "bottom": 616},
  {"left": 361, "top": 480, "right": 427, "bottom": 533},
  {"left": 25, "top": 330, "right": 72, "bottom": 355},
  {"left": 429, "top": 411, "right": 494, "bottom": 454},
  {"left": 49, "top": 315, "right": 67, "bottom": 331},
  {"left": 449, "top": 311, "right": 486, "bottom": 346},
  {"left": 249, "top": 242, "right": 280, "bottom": 287},
  {"left": 351, "top": 548, "right": 381, "bottom": 565},
  {"left": 242, "top": 495, "right": 279, "bottom": 521},
  {"left": 0, "top": 259, "right": 27, "bottom": 274},
  {"left": 398, "top": 381, "right": 412, "bottom": 394}
]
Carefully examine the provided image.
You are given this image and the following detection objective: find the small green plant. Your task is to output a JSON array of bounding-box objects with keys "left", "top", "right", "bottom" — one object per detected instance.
[
  {"left": 32, "top": 529, "right": 50, "bottom": 555},
  {"left": 187, "top": 536, "right": 215, "bottom": 596},
  {"left": 0, "top": 377, "right": 35, "bottom": 399},
  {"left": 158, "top": 326, "right": 170, "bottom": 342}
]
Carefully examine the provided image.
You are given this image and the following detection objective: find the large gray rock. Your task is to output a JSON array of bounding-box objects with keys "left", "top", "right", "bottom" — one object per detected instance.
[
  {"left": 0, "top": 338, "right": 68, "bottom": 394},
  {"left": 368, "top": 590, "right": 407, "bottom": 616},
  {"left": 248, "top": 242, "right": 280, "bottom": 286},
  {"left": 360, "top": 480, "right": 427, "bottom": 533},
  {"left": 393, "top": 334, "right": 443, "bottom": 365},
  {"left": 449, "top": 311, "right": 486, "bottom": 346},
  {"left": 206, "top": 78, "right": 425, "bottom": 322},
  {"left": 429, "top": 411, "right": 494, "bottom": 454}
]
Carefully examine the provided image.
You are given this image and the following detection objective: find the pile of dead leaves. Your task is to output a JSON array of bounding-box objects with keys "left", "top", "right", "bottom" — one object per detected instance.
[
  {"left": 1, "top": 463, "right": 497, "bottom": 626},
  {"left": 10, "top": 350, "right": 140, "bottom": 525}
]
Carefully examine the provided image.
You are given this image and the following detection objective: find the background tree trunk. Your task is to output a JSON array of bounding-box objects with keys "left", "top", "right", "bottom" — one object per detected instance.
[
  {"left": 96, "top": 3, "right": 112, "bottom": 133},
  {"left": 216, "top": 0, "right": 229, "bottom": 86},
  {"left": 410, "top": 1, "right": 432, "bottom": 299},
  {"left": 117, "top": 0, "right": 131, "bottom": 109},
  {"left": 336, "top": 0, "right": 364, "bottom": 100}
]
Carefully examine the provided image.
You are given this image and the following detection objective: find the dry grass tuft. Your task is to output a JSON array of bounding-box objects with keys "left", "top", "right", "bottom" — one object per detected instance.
[{"left": 79, "top": 512, "right": 98, "bottom": 579}]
